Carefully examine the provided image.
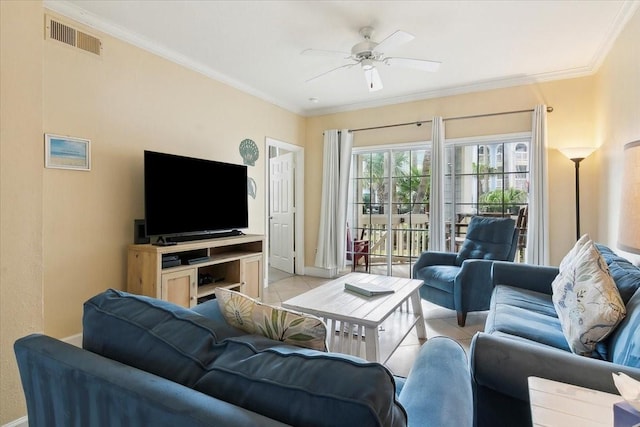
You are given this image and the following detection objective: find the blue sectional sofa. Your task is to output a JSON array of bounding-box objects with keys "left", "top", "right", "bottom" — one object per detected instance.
[
  {"left": 15, "top": 289, "right": 473, "bottom": 427},
  {"left": 470, "top": 244, "right": 640, "bottom": 427}
]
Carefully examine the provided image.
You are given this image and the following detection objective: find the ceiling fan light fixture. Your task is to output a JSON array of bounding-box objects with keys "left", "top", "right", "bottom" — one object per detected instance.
[
  {"left": 361, "top": 58, "right": 374, "bottom": 71},
  {"left": 364, "top": 67, "right": 383, "bottom": 92}
]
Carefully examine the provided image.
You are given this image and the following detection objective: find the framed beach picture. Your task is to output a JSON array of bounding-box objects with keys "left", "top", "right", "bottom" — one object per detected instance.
[{"left": 45, "top": 134, "right": 91, "bottom": 171}]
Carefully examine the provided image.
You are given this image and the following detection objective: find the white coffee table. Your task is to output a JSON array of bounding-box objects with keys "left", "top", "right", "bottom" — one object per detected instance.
[
  {"left": 528, "top": 377, "right": 624, "bottom": 427},
  {"left": 282, "top": 272, "right": 427, "bottom": 363}
]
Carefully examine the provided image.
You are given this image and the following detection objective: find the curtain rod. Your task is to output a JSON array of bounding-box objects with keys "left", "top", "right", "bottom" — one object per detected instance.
[{"left": 350, "top": 106, "right": 554, "bottom": 133}]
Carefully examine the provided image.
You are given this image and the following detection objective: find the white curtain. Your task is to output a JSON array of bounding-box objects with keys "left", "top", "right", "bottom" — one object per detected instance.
[
  {"left": 429, "top": 117, "right": 446, "bottom": 251},
  {"left": 527, "top": 105, "right": 550, "bottom": 265},
  {"left": 315, "top": 129, "right": 353, "bottom": 271}
]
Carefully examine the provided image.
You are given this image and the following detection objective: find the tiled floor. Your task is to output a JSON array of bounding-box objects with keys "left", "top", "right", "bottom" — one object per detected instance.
[
  {"left": 268, "top": 266, "right": 294, "bottom": 284},
  {"left": 263, "top": 272, "right": 487, "bottom": 377}
]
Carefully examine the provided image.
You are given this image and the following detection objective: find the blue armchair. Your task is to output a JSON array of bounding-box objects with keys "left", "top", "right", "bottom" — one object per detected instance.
[{"left": 412, "top": 216, "right": 518, "bottom": 326}]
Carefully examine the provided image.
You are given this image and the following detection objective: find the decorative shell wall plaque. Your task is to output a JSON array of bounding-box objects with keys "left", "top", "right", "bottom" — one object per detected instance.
[
  {"left": 247, "top": 177, "right": 257, "bottom": 199},
  {"left": 239, "top": 139, "right": 259, "bottom": 166}
]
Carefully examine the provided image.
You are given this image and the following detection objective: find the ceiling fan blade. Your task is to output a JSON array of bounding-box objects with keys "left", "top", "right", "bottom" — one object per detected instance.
[
  {"left": 306, "top": 63, "right": 357, "bottom": 83},
  {"left": 385, "top": 57, "right": 441, "bottom": 72},
  {"left": 301, "top": 48, "right": 351, "bottom": 59},
  {"left": 374, "top": 30, "right": 414, "bottom": 54},
  {"left": 364, "top": 67, "right": 383, "bottom": 92}
]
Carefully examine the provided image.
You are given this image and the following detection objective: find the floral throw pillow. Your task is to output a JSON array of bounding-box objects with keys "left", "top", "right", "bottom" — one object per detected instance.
[
  {"left": 551, "top": 239, "right": 626, "bottom": 355},
  {"left": 215, "top": 288, "right": 328, "bottom": 351},
  {"left": 559, "top": 233, "right": 590, "bottom": 271}
]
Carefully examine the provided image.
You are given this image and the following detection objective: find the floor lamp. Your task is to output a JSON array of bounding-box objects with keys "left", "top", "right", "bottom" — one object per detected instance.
[
  {"left": 618, "top": 140, "right": 640, "bottom": 255},
  {"left": 559, "top": 147, "right": 596, "bottom": 241}
]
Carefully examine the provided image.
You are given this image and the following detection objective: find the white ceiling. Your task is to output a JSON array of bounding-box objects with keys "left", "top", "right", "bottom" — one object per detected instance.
[{"left": 45, "top": 0, "right": 639, "bottom": 116}]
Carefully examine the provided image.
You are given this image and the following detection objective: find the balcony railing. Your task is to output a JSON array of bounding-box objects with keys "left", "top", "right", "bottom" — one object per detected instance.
[
  {"left": 353, "top": 214, "right": 429, "bottom": 261},
  {"left": 350, "top": 211, "right": 527, "bottom": 265}
]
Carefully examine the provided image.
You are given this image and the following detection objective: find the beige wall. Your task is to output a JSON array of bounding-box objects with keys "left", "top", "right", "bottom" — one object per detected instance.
[
  {"left": 1, "top": 1, "right": 45, "bottom": 422},
  {"left": 595, "top": 8, "right": 640, "bottom": 263},
  {"left": 0, "top": 3, "right": 305, "bottom": 423},
  {"left": 305, "top": 77, "right": 599, "bottom": 268},
  {"left": 41, "top": 10, "right": 305, "bottom": 338}
]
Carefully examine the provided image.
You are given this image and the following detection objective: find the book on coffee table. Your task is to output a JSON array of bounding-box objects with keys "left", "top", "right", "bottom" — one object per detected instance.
[{"left": 344, "top": 282, "right": 395, "bottom": 297}]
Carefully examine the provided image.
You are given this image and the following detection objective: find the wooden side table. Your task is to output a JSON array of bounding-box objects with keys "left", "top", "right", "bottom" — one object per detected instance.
[{"left": 528, "top": 377, "right": 624, "bottom": 427}]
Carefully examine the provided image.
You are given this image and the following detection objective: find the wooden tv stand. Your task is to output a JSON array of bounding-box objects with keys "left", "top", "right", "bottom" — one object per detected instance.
[{"left": 127, "top": 234, "right": 264, "bottom": 308}]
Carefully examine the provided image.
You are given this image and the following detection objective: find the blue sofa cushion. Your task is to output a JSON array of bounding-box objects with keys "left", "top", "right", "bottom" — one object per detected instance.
[
  {"left": 398, "top": 337, "right": 472, "bottom": 427},
  {"left": 486, "top": 285, "right": 570, "bottom": 352},
  {"left": 415, "top": 265, "right": 459, "bottom": 293},
  {"left": 195, "top": 337, "right": 407, "bottom": 427},
  {"left": 191, "top": 298, "right": 249, "bottom": 340},
  {"left": 607, "top": 288, "right": 640, "bottom": 367},
  {"left": 15, "top": 334, "right": 291, "bottom": 427},
  {"left": 456, "top": 216, "right": 515, "bottom": 266},
  {"left": 596, "top": 244, "right": 640, "bottom": 304},
  {"left": 83, "top": 289, "right": 229, "bottom": 387}
]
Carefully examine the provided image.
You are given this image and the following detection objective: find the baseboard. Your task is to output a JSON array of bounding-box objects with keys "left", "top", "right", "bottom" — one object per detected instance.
[
  {"left": 62, "top": 332, "right": 82, "bottom": 348},
  {"left": 3, "top": 416, "right": 28, "bottom": 427},
  {"left": 303, "top": 266, "right": 340, "bottom": 278}
]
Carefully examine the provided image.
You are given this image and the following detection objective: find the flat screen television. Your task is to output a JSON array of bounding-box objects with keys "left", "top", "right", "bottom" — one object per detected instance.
[{"left": 144, "top": 150, "right": 248, "bottom": 241}]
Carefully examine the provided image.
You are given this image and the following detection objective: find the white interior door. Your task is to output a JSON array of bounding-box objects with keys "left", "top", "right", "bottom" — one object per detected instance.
[{"left": 270, "top": 152, "right": 295, "bottom": 273}]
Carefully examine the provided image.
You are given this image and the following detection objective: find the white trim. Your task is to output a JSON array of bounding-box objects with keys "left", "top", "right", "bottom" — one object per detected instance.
[
  {"left": 309, "top": 0, "right": 636, "bottom": 121},
  {"left": 352, "top": 132, "right": 531, "bottom": 153},
  {"left": 352, "top": 140, "right": 432, "bottom": 153},
  {"left": 305, "top": 69, "right": 594, "bottom": 117},
  {"left": 44, "top": 0, "right": 640, "bottom": 118},
  {"left": 264, "top": 138, "right": 305, "bottom": 278},
  {"left": 303, "top": 266, "right": 339, "bottom": 279},
  {"left": 43, "top": 0, "right": 304, "bottom": 116},
  {"left": 62, "top": 332, "right": 83, "bottom": 347},
  {"left": 445, "top": 131, "right": 532, "bottom": 146},
  {"left": 589, "top": 0, "right": 640, "bottom": 72},
  {"left": 2, "top": 416, "right": 28, "bottom": 427}
]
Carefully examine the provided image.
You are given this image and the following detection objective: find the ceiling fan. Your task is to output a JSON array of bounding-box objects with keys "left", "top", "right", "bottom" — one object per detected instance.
[{"left": 302, "top": 26, "right": 441, "bottom": 92}]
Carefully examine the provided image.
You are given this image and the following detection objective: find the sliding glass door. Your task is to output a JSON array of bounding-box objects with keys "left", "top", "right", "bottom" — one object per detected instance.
[
  {"left": 348, "top": 134, "right": 529, "bottom": 278},
  {"left": 349, "top": 145, "right": 431, "bottom": 277}
]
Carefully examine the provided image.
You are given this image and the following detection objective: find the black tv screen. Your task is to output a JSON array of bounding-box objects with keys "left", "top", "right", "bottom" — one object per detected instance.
[{"left": 144, "top": 150, "right": 248, "bottom": 238}]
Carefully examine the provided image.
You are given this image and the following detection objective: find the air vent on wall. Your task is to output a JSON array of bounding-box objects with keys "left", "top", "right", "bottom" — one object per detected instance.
[{"left": 45, "top": 15, "right": 101, "bottom": 56}]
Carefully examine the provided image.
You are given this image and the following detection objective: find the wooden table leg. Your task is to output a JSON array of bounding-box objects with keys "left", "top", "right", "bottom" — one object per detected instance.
[
  {"left": 411, "top": 290, "right": 427, "bottom": 340},
  {"left": 364, "top": 325, "right": 380, "bottom": 362}
]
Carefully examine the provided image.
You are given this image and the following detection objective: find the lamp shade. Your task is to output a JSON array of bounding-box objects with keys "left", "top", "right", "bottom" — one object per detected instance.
[
  {"left": 558, "top": 147, "right": 597, "bottom": 160},
  {"left": 619, "top": 140, "right": 640, "bottom": 254}
]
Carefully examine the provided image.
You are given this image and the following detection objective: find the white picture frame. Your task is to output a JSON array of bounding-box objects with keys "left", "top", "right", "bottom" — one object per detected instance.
[{"left": 45, "top": 134, "right": 91, "bottom": 171}]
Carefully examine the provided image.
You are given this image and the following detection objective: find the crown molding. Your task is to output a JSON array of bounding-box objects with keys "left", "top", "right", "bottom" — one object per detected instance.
[
  {"left": 588, "top": 0, "right": 640, "bottom": 72},
  {"left": 43, "top": 0, "right": 639, "bottom": 119},
  {"left": 302, "top": 66, "right": 595, "bottom": 116},
  {"left": 43, "top": 0, "right": 306, "bottom": 116}
]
